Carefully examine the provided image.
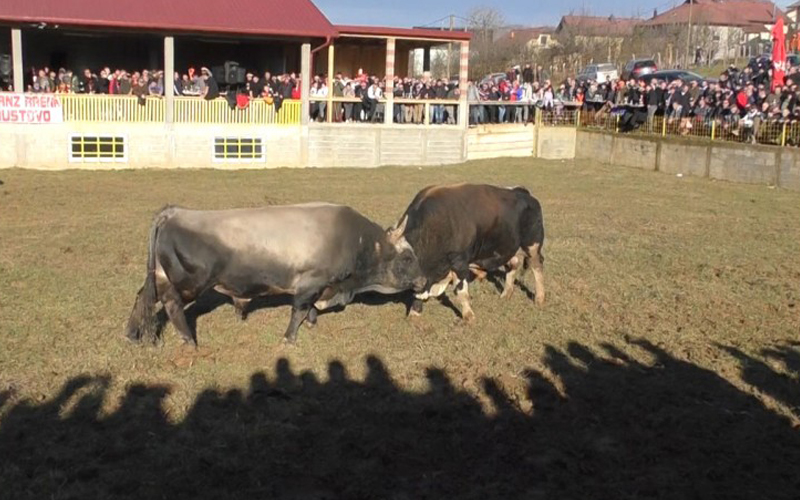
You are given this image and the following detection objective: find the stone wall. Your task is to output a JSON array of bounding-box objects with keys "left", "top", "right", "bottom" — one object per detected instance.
[{"left": 576, "top": 129, "right": 798, "bottom": 191}]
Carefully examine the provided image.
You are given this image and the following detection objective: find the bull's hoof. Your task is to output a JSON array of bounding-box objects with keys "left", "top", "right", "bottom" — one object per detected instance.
[
  {"left": 306, "top": 308, "right": 318, "bottom": 329},
  {"left": 182, "top": 338, "right": 198, "bottom": 349},
  {"left": 125, "top": 329, "right": 141, "bottom": 343},
  {"left": 535, "top": 295, "right": 546, "bottom": 307},
  {"left": 408, "top": 309, "right": 422, "bottom": 319},
  {"left": 462, "top": 311, "right": 476, "bottom": 324},
  {"left": 500, "top": 289, "right": 514, "bottom": 300}
]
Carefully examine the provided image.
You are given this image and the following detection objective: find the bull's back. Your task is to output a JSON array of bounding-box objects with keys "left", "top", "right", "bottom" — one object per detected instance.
[
  {"left": 157, "top": 204, "right": 380, "bottom": 292},
  {"left": 404, "top": 184, "right": 541, "bottom": 276}
]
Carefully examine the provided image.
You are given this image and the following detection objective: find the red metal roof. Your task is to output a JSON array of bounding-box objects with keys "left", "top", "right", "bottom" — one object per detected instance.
[
  {"left": 645, "top": 0, "right": 787, "bottom": 29},
  {"left": 336, "top": 25, "right": 472, "bottom": 42},
  {"left": 0, "top": 0, "right": 337, "bottom": 39}
]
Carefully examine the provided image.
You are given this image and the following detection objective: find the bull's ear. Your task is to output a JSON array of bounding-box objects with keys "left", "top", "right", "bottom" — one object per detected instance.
[{"left": 388, "top": 215, "right": 408, "bottom": 243}]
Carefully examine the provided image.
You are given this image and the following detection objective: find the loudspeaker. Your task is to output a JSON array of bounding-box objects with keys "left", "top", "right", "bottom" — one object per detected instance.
[
  {"left": 224, "top": 61, "right": 246, "bottom": 85},
  {"left": 0, "top": 54, "right": 11, "bottom": 78}
]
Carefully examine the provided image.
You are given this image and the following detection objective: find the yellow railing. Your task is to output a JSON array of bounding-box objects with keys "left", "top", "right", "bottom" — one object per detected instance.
[
  {"left": 174, "top": 97, "right": 300, "bottom": 125},
  {"left": 580, "top": 109, "right": 797, "bottom": 147},
  {"left": 55, "top": 94, "right": 301, "bottom": 125},
  {"left": 60, "top": 94, "right": 165, "bottom": 122}
]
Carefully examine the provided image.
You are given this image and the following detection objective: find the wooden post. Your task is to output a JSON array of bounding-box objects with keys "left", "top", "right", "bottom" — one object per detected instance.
[
  {"left": 301, "top": 43, "right": 311, "bottom": 126},
  {"left": 424, "top": 102, "right": 430, "bottom": 125},
  {"left": 327, "top": 44, "right": 335, "bottom": 123},
  {"left": 164, "top": 36, "right": 175, "bottom": 124},
  {"left": 711, "top": 120, "right": 716, "bottom": 141},
  {"left": 11, "top": 28, "right": 23, "bottom": 92},
  {"left": 384, "top": 38, "right": 395, "bottom": 125},
  {"left": 781, "top": 123, "right": 788, "bottom": 146},
  {"left": 458, "top": 41, "right": 470, "bottom": 128}
]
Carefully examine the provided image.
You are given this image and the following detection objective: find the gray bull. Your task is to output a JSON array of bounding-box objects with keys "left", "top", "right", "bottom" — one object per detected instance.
[{"left": 125, "top": 204, "right": 424, "bottom": 345}]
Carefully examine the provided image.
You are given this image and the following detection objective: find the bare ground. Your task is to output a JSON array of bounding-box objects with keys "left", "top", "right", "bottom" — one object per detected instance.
[{"left": 0, "top": 159, "right": 799, "bottom": 499}]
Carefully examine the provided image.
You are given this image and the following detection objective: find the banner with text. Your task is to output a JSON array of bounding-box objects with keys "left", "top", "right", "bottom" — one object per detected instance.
[{"left": 0, "top": 94, "right": 64, "bottom": 124}]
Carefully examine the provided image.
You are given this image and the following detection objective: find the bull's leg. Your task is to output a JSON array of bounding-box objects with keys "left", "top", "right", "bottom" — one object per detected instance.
[
  {"left": 409, "top": 298, "right": 424, "bottom": 317},
  {"left": 454, "top": 275, "right": 476, "bottom": 323},
  {"left": 232, "top": 298, "right": 251, "bottom": 321},
  {"left": 529, "top": 243, "right": 546, "bottom": 306},
  {"left": 306, "top": 307, "right": 319, "bottom": 328},
  {"left": 284, "top": 305, "right": 311, "bottom": 344},
  {"left": 284, "top": 288, "right": 322, "bottom": 344},
  {"left": 501, "top": 250, "right": 526, "bottom": 299},
  {"left": 162, "top": 287, "right": 197, "bottom": 347},
  {"left": 411, "top": 272, "right": 455, "bottom": 318},
  {"left": 469, "top": 265, "right": 488, "bottom": 281}
]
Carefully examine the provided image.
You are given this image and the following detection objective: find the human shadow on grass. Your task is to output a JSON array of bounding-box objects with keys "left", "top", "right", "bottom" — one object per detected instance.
[
  {"left": 720, "top": 343, "right": 800, "bottom": 419},
  {"left": 2, "top": 340, "right": 800, "bottom": 500}
]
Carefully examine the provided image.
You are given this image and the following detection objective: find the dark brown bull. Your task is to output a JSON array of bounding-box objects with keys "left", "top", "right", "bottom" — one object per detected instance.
[{"left": 399, "top": 183, "right": 545, "bottom": 321}]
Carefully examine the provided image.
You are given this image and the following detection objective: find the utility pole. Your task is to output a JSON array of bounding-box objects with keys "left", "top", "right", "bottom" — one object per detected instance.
[
  {"left": 686, "top": 0, "right": 693, "bottom": 68},
  {"left": 447, "top": 14, "right": 455, "bottom": 80}
]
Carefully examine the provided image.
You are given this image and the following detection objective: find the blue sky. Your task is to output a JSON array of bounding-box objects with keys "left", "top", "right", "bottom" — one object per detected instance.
[{"left": 314, "top": 0, "right": 674, "bottom": 28}]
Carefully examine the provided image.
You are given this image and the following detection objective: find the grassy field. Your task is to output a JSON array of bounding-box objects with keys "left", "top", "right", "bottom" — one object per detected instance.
[{"left": 0, "top": 159, "right": 799, "bottom": 499}]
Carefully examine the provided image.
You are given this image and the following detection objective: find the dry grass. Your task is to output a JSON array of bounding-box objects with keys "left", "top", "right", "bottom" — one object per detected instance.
[{"left": 0, "top": 159, "right": 799, "bottom": 499}]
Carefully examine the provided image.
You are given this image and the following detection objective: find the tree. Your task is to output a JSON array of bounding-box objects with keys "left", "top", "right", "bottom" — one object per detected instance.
[{"left": 466, "top": 6, "right": 507, "bottom": 79}]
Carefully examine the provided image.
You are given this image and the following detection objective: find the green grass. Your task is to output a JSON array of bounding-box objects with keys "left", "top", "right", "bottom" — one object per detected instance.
[{"left": 0, "top": 159, "right": 799, "bottom": 498}]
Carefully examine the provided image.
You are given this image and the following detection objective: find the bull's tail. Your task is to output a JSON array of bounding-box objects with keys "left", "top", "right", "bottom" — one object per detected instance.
[{"left": 124, "top": 206, "right": 176, "bottom": 343}]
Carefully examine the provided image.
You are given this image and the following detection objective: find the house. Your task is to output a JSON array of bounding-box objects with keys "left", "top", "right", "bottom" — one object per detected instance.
[
  {"left": 643, "top": 0, "right": 788, "bottom": 61},
  {"left": 503, "top": 26, "right": 557, "bottom": 51},
  {"left": 555, "top": 15, "right": 641, "bottom": 40},
  {"left": 554, "top": 15, "right": 642, "bottom": 60}
]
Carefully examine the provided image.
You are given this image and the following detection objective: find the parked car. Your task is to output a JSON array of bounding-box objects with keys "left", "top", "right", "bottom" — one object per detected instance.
[
  {"left": 576, "top": 63, "right": 619, "bottom": 84},
  {"left": 640, "top": 70, "right": 706, "bottom": 85},
  {"left": 621, "top": 58, "right": 657, "bottom": 80}
]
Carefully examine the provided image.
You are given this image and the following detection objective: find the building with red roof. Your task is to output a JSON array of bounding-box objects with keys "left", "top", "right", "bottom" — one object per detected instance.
[{"left": 643, "top": 0, "right": 787, "bottom": 60}]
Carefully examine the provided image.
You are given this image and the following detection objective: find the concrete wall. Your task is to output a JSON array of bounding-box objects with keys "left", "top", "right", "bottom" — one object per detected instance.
[
  {"left": 467, "top": 125, "right": 534, "bottom": 160},
  {"left": 307, "top": 125, "right": 465, "bottom": 168},
  {"left": 576, "top": 129, "right": 799, "bottom": 191},
  {"left": 0, "top": 123, "right": 465, "bottom": 170},
  {"left": 537, "top": 127, "right": 576, "bottom": 160},
  {"left": 466, "top": 124, "right": 576, "bottom": 161}
]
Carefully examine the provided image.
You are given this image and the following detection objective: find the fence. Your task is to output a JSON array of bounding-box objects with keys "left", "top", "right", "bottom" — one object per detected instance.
[
  {"left": 60, "top": 94, "right": 165, "bottom": 122},
  {"left": 174, "top": 98, "right": 300, "bottom": 125},
  {"left": 579, "top": 109, "right": 800, "bottom": 147},
  {"left": 467, "top": 103, "right": 581, "bottom": 127},
  {"left": 308, "top": 96, "right": 462, "bottom": 125},
  {"left": 56, "top": 94, "right": 301, "bottom": 125}
]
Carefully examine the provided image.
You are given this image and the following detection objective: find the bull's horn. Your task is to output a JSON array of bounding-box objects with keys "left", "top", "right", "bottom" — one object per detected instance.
[{"left": 388, "top": 215, "right": 408, "bottom": 242}]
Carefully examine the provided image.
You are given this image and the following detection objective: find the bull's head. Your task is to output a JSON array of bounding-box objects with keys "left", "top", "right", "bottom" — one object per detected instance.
[{"left": 379, "top": 215, "right": 426, "bottom": 293}]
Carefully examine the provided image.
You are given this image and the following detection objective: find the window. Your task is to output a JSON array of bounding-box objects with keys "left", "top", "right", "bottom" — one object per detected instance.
[
  {"left": 69, "top": 135, "right": 127, "bottom": 163},
  {"left": 539, "top": 35, "right": 549, "bottom": 45},
  {"left": 213, "top": 137, "right": 265, "bottom": 163}
]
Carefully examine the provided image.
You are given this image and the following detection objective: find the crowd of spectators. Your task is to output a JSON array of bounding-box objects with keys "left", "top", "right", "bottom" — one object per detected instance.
[
  {"left": 27, "top": 65, "right": 227, "bottom": 101},
  {"left": 467, "top": 59, "right": 800, "bottom": 144},
  {"left": 22, "top": 57, "right": 800, "bottom": 140},
  {"left": 22, "top": 64, "right": 464, "bottom": 123},
  {"left": 306, "top": 72, "right": 460, "bottom": 124}
]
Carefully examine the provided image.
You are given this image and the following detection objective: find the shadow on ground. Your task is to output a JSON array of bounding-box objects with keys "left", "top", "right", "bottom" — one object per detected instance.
[{"left": 1, "top": 340, "right": 799, "bottom": 499}]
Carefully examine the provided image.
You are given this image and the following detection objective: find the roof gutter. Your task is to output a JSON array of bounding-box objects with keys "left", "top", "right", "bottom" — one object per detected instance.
[
  {"left": 308, "top": 34, "right": 334, "bottom": 79},
  {"left": 311, "top": 34, "right": 334, "bottom": 56}
]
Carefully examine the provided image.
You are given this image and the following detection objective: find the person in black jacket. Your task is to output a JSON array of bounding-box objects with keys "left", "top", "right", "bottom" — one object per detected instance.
[
  {"left": 646, "top": 78, "right": 662, "bottom": 125},
  {"left": 523, "top": 64, "right": 534, "bottom": 85}
]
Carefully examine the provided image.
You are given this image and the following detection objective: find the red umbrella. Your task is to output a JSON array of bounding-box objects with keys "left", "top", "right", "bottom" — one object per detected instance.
[{"left": 772, "top": 17, "right": 786, "bottom": 91}]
